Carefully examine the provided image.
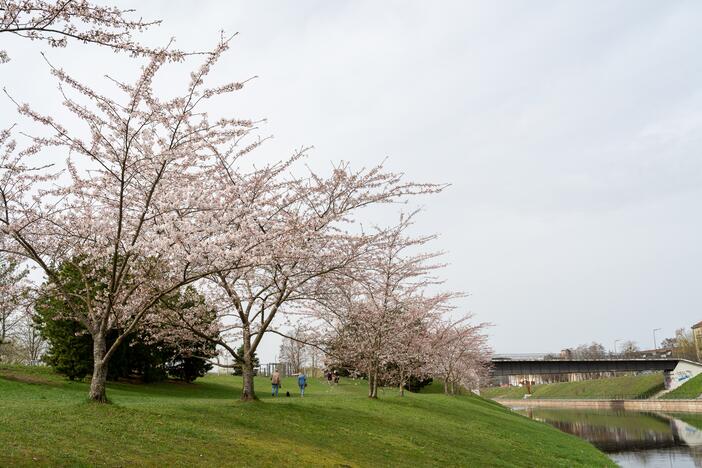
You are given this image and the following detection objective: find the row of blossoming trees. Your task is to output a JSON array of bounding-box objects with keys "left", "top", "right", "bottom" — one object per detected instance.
[{"left": 0, "top": 0, "right": 490, "bottom": 402}]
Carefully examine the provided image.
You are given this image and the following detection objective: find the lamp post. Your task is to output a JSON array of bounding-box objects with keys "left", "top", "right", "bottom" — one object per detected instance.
[
  {"left": 653, "top": 328, "right": 662, "bottom": 351},
  {"left": 614, "top": 339, "right": 621, "bottom": 357}
]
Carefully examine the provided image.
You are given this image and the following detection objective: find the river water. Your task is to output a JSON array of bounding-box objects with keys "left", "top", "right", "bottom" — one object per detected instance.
[{"left": 512, "top": 406, "right": 702, "bottom": 467}]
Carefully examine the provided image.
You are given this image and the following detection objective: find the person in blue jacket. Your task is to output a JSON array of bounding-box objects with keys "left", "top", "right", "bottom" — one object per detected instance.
[{"left": 298, "top": 372, "right": 307, "bottom": 397}]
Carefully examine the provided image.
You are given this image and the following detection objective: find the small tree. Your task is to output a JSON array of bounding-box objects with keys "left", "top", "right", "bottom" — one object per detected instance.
[
  {"left": 429, "top": 318, "right": 491, "bottom": 395},
  {"left": 16, "top": 307, "right": 45, "bottom": 364},
  {"left": 279, "top": 325, "right": 308, "bottom": 374},
  {"left": 308, "top": 213, "right": 455, "bottom": 398},
  {"left": 0, "top": 253, "right": 30, "bottom": 361},
  {"left": 572, "top": 342, "right": 607, "bottom": 359},
  {"left": 662, "top": 329, "right": 698, "bottom": 361},
  {"left": 620, "top": 340, "right": 640, "bottom": 358}
]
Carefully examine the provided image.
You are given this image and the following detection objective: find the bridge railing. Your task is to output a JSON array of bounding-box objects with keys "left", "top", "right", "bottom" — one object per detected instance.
[{"left": 492, "top": 351, "right": 674, "bottom": 361}]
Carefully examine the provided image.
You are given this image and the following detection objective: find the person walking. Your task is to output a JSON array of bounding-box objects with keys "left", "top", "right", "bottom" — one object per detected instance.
[
  {"left": 271, "top": 369, "right": 281, "bottom": 397},
  {"left": 298, "top": 372, "right": 307, "bottom": 397}
]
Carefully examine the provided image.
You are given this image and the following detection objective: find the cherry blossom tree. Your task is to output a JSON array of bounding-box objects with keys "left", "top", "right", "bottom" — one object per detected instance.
[
  {"left": 324, "top": 293, "right": 445, "bottom": 398},
  {"left": 17, "top": 302, "right": 46, "bottom": 364},
  {"left": 385, "top": 300, "right": 439, "bottom": 397},
  {"left": 310, "top": 214, "right": 492, "bottom": 398},
  {"left": 428, "top": 317, "right": 491, "bottom": 395},
  {"left": 1, "top": 0, "right": 184, "bottom": 63},
  {"left": 279, "top": 324, "right": 308, "bottom": 374},
  {"left": 0, "top": 38, "right": 256, "bottom": 402},
  {"left": 308, "top": 213, "right": 457, "bottom": 398}
]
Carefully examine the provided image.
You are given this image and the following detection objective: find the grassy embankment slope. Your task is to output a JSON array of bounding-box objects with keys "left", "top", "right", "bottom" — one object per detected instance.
[
  {"left": 677, "top": 414, "right": 702, "bottom": 430},
  {"left": 482, "top": 374, "right": 664, "bottom": 400},
  {"left": 0, "top": 365, "right": 614, "bottom": 467},
  {"left": 662, "top": 373, "right": 702, "bottom": 399}
]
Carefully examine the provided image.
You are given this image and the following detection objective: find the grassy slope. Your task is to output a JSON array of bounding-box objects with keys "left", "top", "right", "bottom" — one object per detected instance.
[
  {"left": 662, "top": 373, "right": 702, "bottom": 399},
  {"left": 0, "top": 366, "right": 613, "bottom": 467},
  {"left": 482, "top": 374, "right": 664, "bottom": 400},
  {"left": 677, "top": 414, "right": 702, "bottom": 430}
]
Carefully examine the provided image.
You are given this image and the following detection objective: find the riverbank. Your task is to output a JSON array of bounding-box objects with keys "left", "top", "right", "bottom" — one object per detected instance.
[
  {"left": 496, "top": 398, "right": 702, "bottom": 413},
  {"left": 482, "top": 374, "right": 664, "bottom": 400},
  {"left": 0, "top": 365, "right": 613, "bottom": 466}
]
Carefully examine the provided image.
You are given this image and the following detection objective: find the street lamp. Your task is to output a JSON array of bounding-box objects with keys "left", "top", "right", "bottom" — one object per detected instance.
[
  {"left": 614, "top": 339, "right": 621, "bottom": 356},
  {"left": 653, "top": 328, "right": 662, "bottom": 351}
]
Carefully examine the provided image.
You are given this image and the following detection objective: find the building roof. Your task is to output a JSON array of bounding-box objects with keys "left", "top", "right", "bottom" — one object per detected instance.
[{"left": 692, "top": 321, "right": 702, "bottom": 329}]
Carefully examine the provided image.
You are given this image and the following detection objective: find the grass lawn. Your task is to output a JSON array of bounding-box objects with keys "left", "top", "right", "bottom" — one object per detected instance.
[
  {"left": 0, "top": 365, "right": 614, "bottom": 467},
  {"left": 662, "top": 373, "right": 702, "bottom": 399},
  {"left": 482, "top": 374, "right": 664, "bottom": 400}
]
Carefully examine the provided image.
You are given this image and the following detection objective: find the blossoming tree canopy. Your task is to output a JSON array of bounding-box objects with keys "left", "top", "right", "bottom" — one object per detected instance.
[
  {"left": 0, "top": 38, "right": 259, "bottom": 402},
  {"left": 305, "top": 212, "right": 463, "bottom": 398},
  {"left": 429, "top": 317, "right": 492, "bottom": 394}
]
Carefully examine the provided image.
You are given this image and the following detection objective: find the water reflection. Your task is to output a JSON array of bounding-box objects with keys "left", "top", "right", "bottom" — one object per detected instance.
[{"left": 512, "top": 407, "right": 702, "bottom": 467}]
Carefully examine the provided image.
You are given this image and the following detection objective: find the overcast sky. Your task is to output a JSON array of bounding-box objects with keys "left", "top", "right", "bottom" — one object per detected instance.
[{"left": 3, "top": 1, "right": 702, "bottom": 361}]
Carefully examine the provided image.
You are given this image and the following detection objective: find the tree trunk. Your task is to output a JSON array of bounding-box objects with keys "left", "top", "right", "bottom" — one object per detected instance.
[
  {"left": 89, "top": 334, "right": 109, "bottom": 403},
  {"left": 368, "top": 369, "right": 377, "bottom": 398},
  {"left": 240, "top": 327, "right": 257, "bottom": 401},
  {"left": 241, "top": 360, "right": 256, "bottom": 401},
  {"left": 369, "top": 368, "right": 379, "bottom": 399},
  {"left": 399, "top": 368, "right": 405, "bottom": 396}
]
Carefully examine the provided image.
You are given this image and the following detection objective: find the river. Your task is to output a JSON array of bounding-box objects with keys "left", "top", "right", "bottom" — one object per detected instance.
[{"left": 512, "top": 406, "right": 702, "bottom": 467}]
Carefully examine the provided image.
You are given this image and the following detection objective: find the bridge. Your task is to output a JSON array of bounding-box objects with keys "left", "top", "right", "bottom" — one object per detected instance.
[{"left": 490, "top": 354, "right": 702, "bottom": 390}]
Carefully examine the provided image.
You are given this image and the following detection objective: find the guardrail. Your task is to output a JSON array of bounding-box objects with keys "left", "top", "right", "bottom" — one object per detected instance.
[{"left": 492, "top": 352, "right": 675, "bottom": 361}]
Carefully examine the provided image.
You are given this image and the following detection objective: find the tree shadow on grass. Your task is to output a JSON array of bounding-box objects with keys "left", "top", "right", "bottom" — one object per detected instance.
[
  {"left": 0, "top": 372, "right": 63, "bottom": 387},
  {"left": 105, "top": 379, "right": 238, "bottom": 400}
]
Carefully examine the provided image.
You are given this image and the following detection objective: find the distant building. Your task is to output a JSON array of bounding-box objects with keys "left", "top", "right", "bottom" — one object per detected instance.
[
  {"left": 692, "top": 321, "right": 702, "bottom": 361},
  {"left": 634, "top": 348, "right": 673, "bottom": 359}
]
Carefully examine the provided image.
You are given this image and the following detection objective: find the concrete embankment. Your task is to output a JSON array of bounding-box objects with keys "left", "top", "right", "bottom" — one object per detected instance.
[{"left": 496, "top": 398, "right": 702, "bottom": 413}]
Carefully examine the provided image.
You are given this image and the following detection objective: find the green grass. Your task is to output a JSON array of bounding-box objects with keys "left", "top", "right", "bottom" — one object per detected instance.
[
  {"left": 661, "top": 373, "right": 702, "bottom": 399},
  {"left": 482, "top": 374, "right": 664, "bottom": 400},
  {"left": 0, "top": 365, "right": 614, "bottom": 467},
  {"left": 676, "top": 413, "right": 702, "bottom": 430}
]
